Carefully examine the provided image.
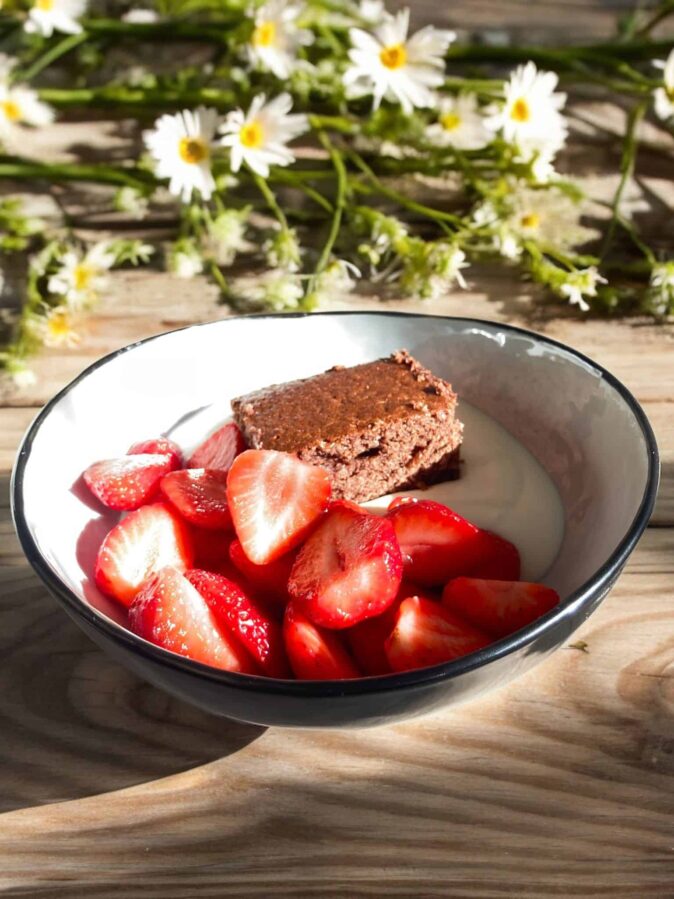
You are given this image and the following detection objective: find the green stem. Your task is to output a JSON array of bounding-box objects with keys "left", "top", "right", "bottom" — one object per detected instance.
[
  {"left": 600, "top": 100, "right": 648, "bottom": 260},
  {"left": 0, "top": 155, "right": 157, "bottom": 190},
  {"left": 270, "top": 170, "right": 334, "bottom": 213},
  {"left": 14, "top": 32, "right": 89, "bottom": 83},
  {"left": 636, "top": 0, "right": 674, "bottom": 37},
  {"left": 251, "top": 170, "right": 289, "bottom": 232},
  {"left": 312, "top": 131, "right": 347, "bottom": 277}
]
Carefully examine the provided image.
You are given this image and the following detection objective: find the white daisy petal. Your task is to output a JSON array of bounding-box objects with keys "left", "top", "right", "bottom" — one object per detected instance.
[{"left": 144, "top": 107, "right": 219, "bottom": 203}]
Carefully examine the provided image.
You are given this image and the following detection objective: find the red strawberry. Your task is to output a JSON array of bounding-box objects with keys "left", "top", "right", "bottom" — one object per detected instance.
[
  {"left": 128, "top": 437, "right": 183, "bottom": 470},
  {"left": 186, "top": 569, "right": 289, "bottom": 677},
  {"left": 469, "top": 531, "right": 521, "bottom": 581},
  {"left": 160, "top": 468, "right": 232, "bottom": 530},
  {"left": 227, "top": 449, "right": 332, "bottom": 565},
  {"left": 191, "top": 527, "right": 233, "bottom": 568},
  {"left": 442, "top": 577, "right": 560, "bottom": 639},
  {"left": 347, "top": 580, "right": 439, "bottom": 675},
  {"left": 84, "top": 454, "right": 175, "bottom": 511},
  {"left": 283, "top": 604, "right": 360, "bottom": 680},
  {"left": 386, "top": 499, "right": 484, "bottom": 587},
  {"left": 187, "top": 422, "right": 245, "bottom": 472},
  {"left": 129, "top": 566, "right": 256, "bottom": 672},
  {"left": 387, "top": 496, "right": 418, "bottom": 511},
  {"left": 288, "top": 504, "right": 403, "bottom": 630},
  {"left": 385, "top": 596, "right": 490, "bottom": 673},
  {"left": 94, "top": 502, "right": 193, "bottom": 607},
  {"left": 228, "top": 538, "right": 295, "bottom": 607}
]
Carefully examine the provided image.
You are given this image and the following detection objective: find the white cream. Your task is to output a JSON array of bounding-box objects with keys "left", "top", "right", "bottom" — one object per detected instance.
[{"left": 365, "top": 402, "right": 565, "bottom": 582}]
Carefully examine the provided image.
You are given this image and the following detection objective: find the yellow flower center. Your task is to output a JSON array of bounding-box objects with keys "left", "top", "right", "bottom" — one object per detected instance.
[
  {"left": 252, "top": 20, "right": 277, "bottom": 48},
  {"left": 239, "top": 120, "right": 264, "bottom": 149},
  {"left": 45, "top": 309, "right": 79, "bottom": 346},
  {"left": 379, "top": 43, "right": 407, "bottom": 70},
  {"left": 510, "top": 97, "right": 530, "bottom": 122},
  {"left": 178, "top": 137, "right": 208, "bottom": 165},
  {"left": 1, "top": 100, "right": 21, "bottom": 122},
  {"left": 440, "top": 112, "right": 461, "bottom": 132},
  {"left": 36, "top": 0, "right": 54, "bottom": 10},
  {"left": 519, "top": 212, "right": 540, "bottom": 229},
  {"left": 73, "top": 263, "right": 93, "bottom": 292}
]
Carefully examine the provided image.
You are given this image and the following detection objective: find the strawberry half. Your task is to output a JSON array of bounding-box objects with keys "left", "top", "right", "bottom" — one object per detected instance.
[
  {"left": 468, "top": 531, "right": 521, "bottom": 581},
  {"left": 385, "top": 596, "right": 491, "bottom": 673},
  {"left": 229, "top": 538, "right": 295, "bottom": 607},
  {"left": 187, "top": 422, "right": 245, "bottom": 472},
  {"left": 187, "top": 569, "right": 289, "bottom": 677},
  {"left": 347, "top": 581, "right": 439, "bottom": 675},
  {"left": 190, "top": 527, "right": 233, "bottom": 569},
  {"left": 227, "top": 449, "right": 332, "bottom": 565},
  {"left": 94, "top": 502, "right": 193, "bottom": 607},
  {"left": 386, "top": 499, "right": 485, "bottom": 587},
  {"left": 387, "top": 496, "right": 418, "bottom": 511},
  {"left": 160, "top": 468, "right": 232, "bottom": 530},
  {"left": 128, "top": 437, "right": 183, "bottom": 470},
  {"left": 84, "top": 454, "right": 175, "bottom": 511},
  {"left": 129, "top": 566, "right": 256, "bottom": 672},
  {"left": 288, "top": 504, "right": 403, "bottom": 630},
  {"left": 283, "top": 604, "right": 360, "bottom": 680},
  {"left": 442, "top": 577, "right": 560, "bottom": 639}
]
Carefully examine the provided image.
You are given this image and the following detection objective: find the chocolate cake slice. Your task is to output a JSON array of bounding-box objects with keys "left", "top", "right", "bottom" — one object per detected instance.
[{"left": 231, "top": 350, "right": 463, "bottom": 503}]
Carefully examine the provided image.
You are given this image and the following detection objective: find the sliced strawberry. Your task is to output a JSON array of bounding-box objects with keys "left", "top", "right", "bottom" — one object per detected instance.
[
  {"left": 94, "top": 502, "right": 193, "bottom": 607},
  {"left": 386, "top": 499, "right": 484, "bottom": 587},
  {"left": 468, "top": 531, "right": 521, "bottom": 581},
  {"left": 346, "top": 580, "right": 439, "bottom": 675},
  {"left": 442, "top": 577, "right": 560, "bottom": 639},
  {"left": 129, "top": 566, "right": 256, "bottom": 672},
  {"left": 228, "top": 538, "right": 295, "bottom": 607},
  {"left": 186, "top": 569, "right": 289, "bottom": 677},
  {"left": 187, "top": 422, "right": 245, "bottom": 472},
  {"left": 388, "top": 496, "right": 418, "bottom": 511},
  {"left": 128, "top": 437, "right": 183, "bottom": 470},
  {"left": 190, "top": 527, "right": 233, "bottom": 568},
  {"left": 330, "top": 498, "right": 369, "bottom": 514},
  {"left": 385, "top": 596, "right": 490, "bottom": 673},
  {"left": 283, "top": 604, "right": 360, "bottom": 680},
  {"left": 160, "top": 468, "right": 232, "bottom": 530},
  {"left": 227, "top": 449, "right": 332, "bottom": 565},
  {"left": 83, "top": 454, "right": 174, "bottom": 511},
  {"left": 288, "top": 504, "right": 402, "bottom": 630}
]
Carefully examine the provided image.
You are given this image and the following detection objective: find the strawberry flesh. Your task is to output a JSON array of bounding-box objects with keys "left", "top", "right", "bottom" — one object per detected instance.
[
  {"left": 283, "top": 603, "right": 360, "bottom": 680},
  {"left": 187, "top": 422, "right": 245, "bottom": 472},
  {"left": 160, "top": 468, "right": 232, "bottom": 530},
  {"left": 128, "top": 437, "right": 183, "bottom": 470},
  {"left": 129, "top": 566, "right": 256, "bottom": 672},
  {"left": 94, "top": 502, "right": 194, "bottom": 607},
  {"left": 288, "top": 504, "right": 403, "bottom": 629},
  {"left": 227, "top": 449, "right": 331, "bottom": 565},
  {"left": 187, "top": 569, "right": 289, "bottom": 677},
  {"left": 84, "top": 453, "right": 174, "bottom": 511},
  {"left": 386, "top": 499, "right": 485, "bottom": 587},
  {"left": 385, "top": 596, "right": 491, "bottom": 673},
  {"left": 228, "top": 538, "right": 295, "bottom": 607},
  {"left": 442, "top": 577, "right": 560, "bottom": 639},
  {"left": 468, "top": 531, "right": 521, "bottom": 581}
]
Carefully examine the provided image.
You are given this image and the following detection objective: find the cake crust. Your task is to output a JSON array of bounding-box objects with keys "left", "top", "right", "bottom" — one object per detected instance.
[{"left": 231, "top": 350, "right": 463, "bottom": 503}]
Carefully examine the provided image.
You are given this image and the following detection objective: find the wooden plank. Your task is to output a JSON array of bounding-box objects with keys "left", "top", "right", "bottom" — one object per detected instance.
[{"left": 0, "top": 528, "right": 672, "bottom": 896}]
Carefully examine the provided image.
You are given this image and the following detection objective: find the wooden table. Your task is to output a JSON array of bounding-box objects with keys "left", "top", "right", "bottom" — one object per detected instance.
[{"left": 2, "top": 4, "right": 674, "bottom": 895}]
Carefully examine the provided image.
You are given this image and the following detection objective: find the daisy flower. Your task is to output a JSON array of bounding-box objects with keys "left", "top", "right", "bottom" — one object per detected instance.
[
  {"left": 505, "top": 186, "right": 589, "bottom": 250},
  {"left": 653, "top": 49, "right": 674, "bottom": 121},
  {"left": 0, "top": 57, "right": 54, "bottom": 140},
  {"left": 558, "top": 267, "right": 606, "bottom": 313},
  {"left": 247, "top": 0, "right": 313, "bottom": 79},
  {"left": 25, "top": 0, "right": 86, "bottom": 36},
  {"left": 219, "top": 93, "right": 308, "bottom": 178},
  {"left": 48, "top": 242, "right": 115, "bottom": 310},
  {"left": 168, "top": 240, "right": 204, "bottom": 279},
  {"left": 32, "top": 308, "right": 82, "bottom": 349},
  {"left": 485, "top": 62, "right": 567, "bottom": 150},
  {"left": 344, "top": 8, "right": 455, "bottom": 113},
  {"left": 144, "top": 107, "right": 219, "bottom": 202},
  {"left": 207, "top": 208, "right": 250, "bottom": 266},
  {"left": 425, "top": 94, "right": 491, "bottom": 151}
]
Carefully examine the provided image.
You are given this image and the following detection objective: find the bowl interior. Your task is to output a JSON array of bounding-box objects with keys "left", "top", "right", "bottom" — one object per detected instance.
[{"left": 16, "top": 313, "right": 653, "bottom": 643}]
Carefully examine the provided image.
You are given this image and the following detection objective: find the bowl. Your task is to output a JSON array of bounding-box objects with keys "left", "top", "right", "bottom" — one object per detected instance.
[{"left": 11, "top": 313, "right": 659, "bottom": 728}]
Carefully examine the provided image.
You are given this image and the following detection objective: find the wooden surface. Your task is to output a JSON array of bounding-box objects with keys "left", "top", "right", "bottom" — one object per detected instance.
[{"left": 2, "top": 4, "right": 674, "bottom": 896}]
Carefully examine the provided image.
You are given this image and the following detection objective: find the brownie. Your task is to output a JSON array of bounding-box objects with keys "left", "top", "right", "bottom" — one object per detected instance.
[{"left": 231, "top": 350, "right": 463, "bottom": 503}]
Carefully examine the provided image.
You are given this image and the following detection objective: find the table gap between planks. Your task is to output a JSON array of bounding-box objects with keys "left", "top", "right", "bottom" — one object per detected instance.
[{"left": 1, "top": 1, "right": 674, "bottom": 895}]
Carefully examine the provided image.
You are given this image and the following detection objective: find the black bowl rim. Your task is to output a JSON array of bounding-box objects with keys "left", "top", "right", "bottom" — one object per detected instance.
[{"left": 11, "top": 311, "right": 660, "bottom": 698}]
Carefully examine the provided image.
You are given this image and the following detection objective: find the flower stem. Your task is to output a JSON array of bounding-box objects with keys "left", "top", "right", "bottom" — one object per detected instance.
[
  {"left": 14, "top": 32, "right": 89, "bottom": 83},
  {"left": 251, "top": 170, "right": 290, "bottom": 233},
  {"left": 0, "top": 155, "right": 156, "bottom": 190},
  {"left": 312, "top": 131, "right": 347, "bottom": 277}
]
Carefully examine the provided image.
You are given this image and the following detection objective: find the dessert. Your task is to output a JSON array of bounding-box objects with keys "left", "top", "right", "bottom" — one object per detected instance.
[{"left": 231, "top": 350, "right": 463, "bottom": 503}]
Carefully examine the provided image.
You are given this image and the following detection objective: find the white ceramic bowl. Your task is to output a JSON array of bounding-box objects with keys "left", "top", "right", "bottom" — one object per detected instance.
[{"left": 12, "top": 313, "right": 659, "bottom": 728}]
